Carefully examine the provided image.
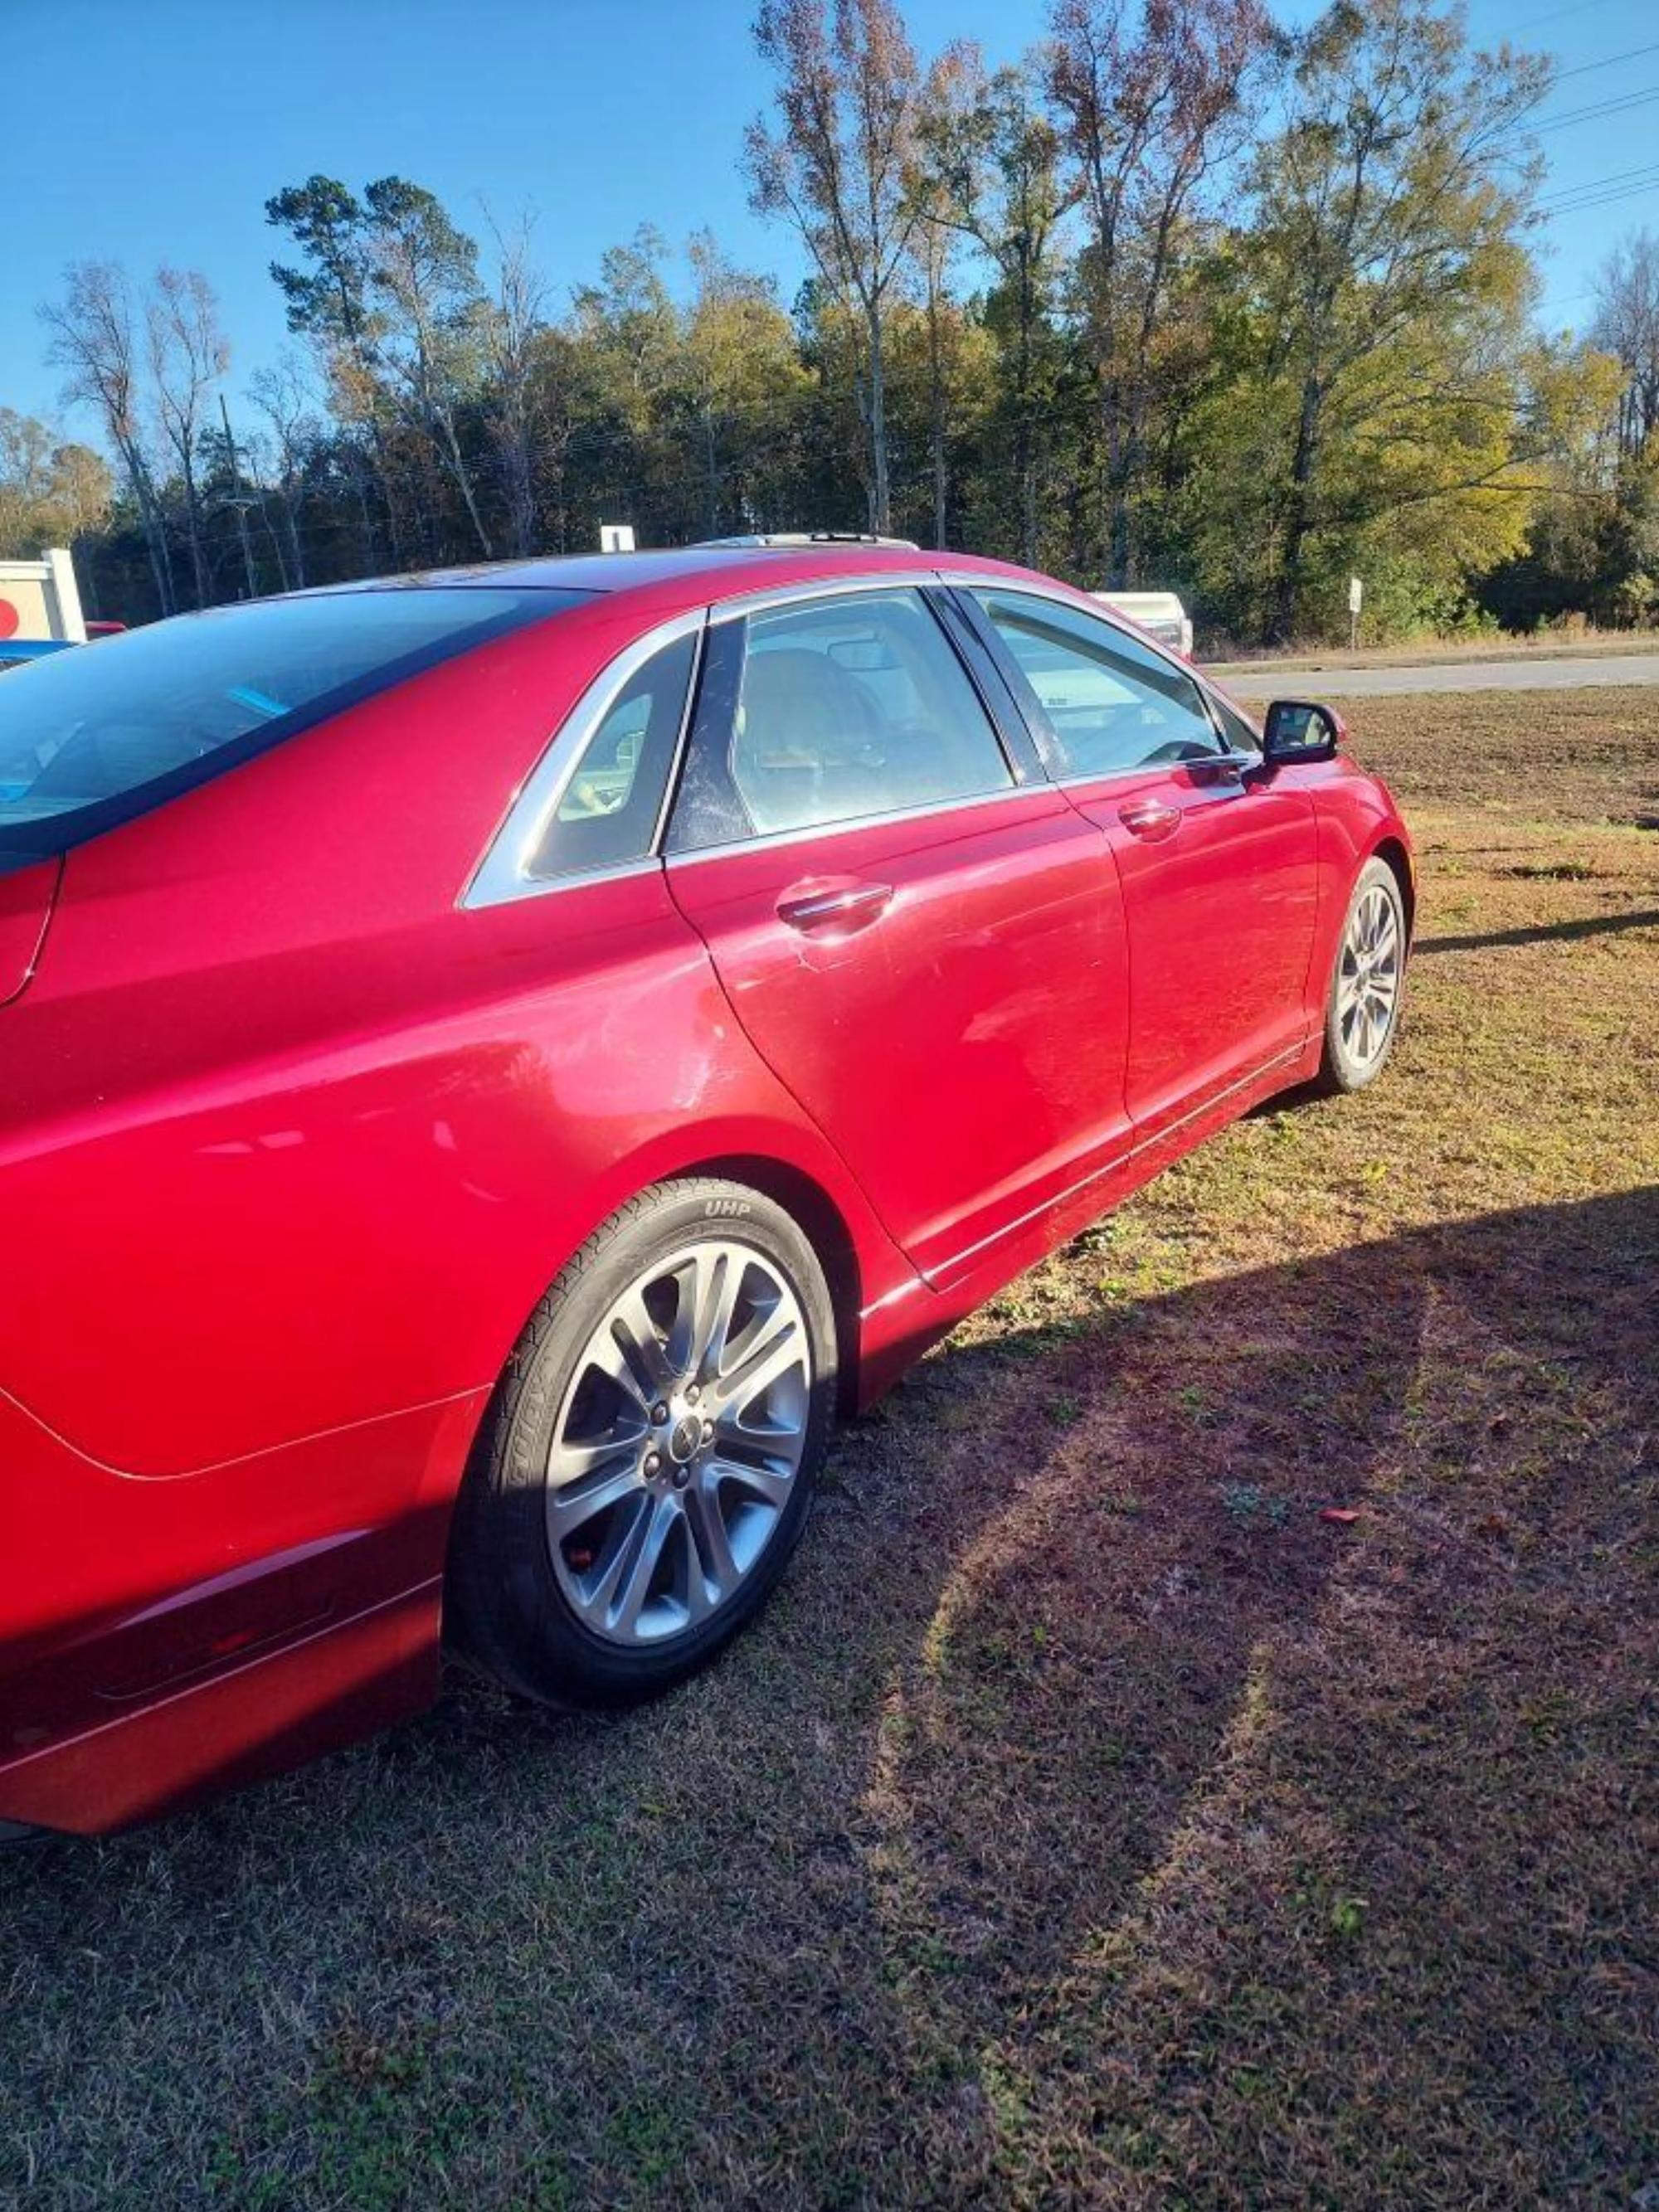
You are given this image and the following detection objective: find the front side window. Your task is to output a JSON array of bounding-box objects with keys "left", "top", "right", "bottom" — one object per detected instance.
[
  {"left": 725, "top": 589, "right": 1013, "bottom": 838},
  {"left": 526, "top": 630, "right": 698, "bottom": 879},
  {"left": 972, "top": 589, "right": 1223, "bottom": 779},
  {"left": 0, "top": 586, "right": 582, "bottom": 858}
]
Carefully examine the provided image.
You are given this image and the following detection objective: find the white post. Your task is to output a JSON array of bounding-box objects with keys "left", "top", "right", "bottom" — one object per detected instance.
[{"left": 43, "top": 548, "right": 87, "bottom": 644}]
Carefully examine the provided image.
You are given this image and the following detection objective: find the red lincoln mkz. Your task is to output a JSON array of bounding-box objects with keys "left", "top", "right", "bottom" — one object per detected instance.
[{"left": 0, "top": 542, "right": 1412, "bottom": 1835}]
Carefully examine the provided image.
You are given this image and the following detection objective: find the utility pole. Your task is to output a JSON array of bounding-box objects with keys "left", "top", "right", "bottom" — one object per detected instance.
[{"left": 220, "top": 393, "right": 260, "bottom": 600}]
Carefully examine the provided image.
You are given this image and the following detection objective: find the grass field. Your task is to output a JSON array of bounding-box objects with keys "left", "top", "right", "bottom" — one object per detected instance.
[{"left": 3, "top": 691, "right": 1656, "bottom": 2210}]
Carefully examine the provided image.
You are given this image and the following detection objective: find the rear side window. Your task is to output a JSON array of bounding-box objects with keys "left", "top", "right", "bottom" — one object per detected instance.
[
  {"left": 525, "top": 630, "right": 698, "bottom": 879},
  {"left": 0, "top": 586, "right": 581, "bottom": 858},
  {"left": 973, "top": 590, "right": 1222, "bottom": 777},
  {"left": 722, "top": 589, "right": 1012, "bottom": 839}
]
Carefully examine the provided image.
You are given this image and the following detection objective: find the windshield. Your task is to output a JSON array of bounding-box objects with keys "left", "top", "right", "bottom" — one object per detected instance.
[{"left": 0, "top": 586, "right": 588, "bottom": 858}]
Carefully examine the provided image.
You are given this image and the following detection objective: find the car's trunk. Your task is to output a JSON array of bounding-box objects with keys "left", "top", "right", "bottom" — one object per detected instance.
[{"left": 0, "top": 857, "right": 61, "bottom": 1006}]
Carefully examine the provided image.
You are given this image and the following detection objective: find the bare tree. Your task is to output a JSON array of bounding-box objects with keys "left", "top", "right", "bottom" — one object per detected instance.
[
  {"left": 148, "top": 265, "right": 230, "bottom": 606},
  {"left": 482, "top": 209, "right": 550, "bottom": 556},
  {"left": 250, "top": 352, "right": 323, "bottom": 586},
  {"left": 41, "top": 261, "right": 176, "bottom": 613},
  {"left": 747, "top": 0, "right": 927, "bottom": 532},
  {"left": 1593, "top": 230, "right": 1659, "bottom": 461},
  {"left": 1049, "top": 0, "right": 1275, "bottom": 585}
]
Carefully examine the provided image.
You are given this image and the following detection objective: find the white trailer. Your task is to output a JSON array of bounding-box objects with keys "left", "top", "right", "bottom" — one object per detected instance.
[{"left": 1092, "top": 589, "right": 1193, "bottom": 659}]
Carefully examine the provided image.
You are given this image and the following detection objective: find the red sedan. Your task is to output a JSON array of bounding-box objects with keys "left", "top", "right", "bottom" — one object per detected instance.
[{"left": 0, "top": 544, "right": 1412, "bottom": 1835}]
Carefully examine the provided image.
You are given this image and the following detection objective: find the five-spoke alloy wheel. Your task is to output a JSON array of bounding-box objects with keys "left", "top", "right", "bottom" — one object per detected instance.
[{"left": 449, "top": 1179, "right": 835, "bottom": 1707}]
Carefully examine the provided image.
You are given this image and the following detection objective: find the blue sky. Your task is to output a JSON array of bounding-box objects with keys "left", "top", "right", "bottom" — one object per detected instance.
[{"left": 2, "top": 0, "right": 1656, "bottom": 440}]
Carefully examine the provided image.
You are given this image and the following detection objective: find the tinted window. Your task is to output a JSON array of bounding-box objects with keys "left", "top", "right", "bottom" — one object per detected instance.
[
  {"left": 973, "top": 590, "right": 1223, "bottom": 777},
  {"left": 727, "top": 589, "right": 1011, "bottom": 837},
  {"left": 0, "top": 586, "right": 581, "bottom": 856},
  {"left": 527, "top": 630, "right": 698, "bottom": 878}
]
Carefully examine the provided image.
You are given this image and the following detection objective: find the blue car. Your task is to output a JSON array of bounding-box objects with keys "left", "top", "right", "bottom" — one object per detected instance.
[{"left": 0, "top": 637, "right": 75, "bottom": 673}]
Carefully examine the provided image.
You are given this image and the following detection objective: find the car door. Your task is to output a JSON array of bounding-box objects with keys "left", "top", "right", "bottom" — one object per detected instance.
[
  {"left": 662, "top": 581, "right": 1132, "bottom": 1285},
  {"left": 961, "top": 586, "right": 1320, "bottom": 1134}
]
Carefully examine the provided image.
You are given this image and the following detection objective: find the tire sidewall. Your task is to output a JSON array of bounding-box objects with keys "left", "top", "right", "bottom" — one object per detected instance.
[{"left": 467, "top": 1180, "right": 838, "bottom": 1706}]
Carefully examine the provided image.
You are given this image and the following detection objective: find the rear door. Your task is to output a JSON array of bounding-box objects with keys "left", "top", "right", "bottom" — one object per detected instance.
[
  {"left": 961, "top": 586, "right": 1320, "bottom": 1133},
  {"left": 663, "top": 581, "right": 1131, "bottom": 1284}
]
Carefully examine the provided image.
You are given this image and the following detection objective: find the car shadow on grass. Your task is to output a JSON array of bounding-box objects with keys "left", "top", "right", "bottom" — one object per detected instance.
[
  {"left": 2, "top": 1184, "right": 1654, "bottom": 2208},
  {"left": 1416, "top": 906, "right": 1659, "bottom": 955}
]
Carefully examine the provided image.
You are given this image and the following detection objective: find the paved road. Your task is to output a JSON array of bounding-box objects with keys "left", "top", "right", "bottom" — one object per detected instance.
[{"left": 1213, "top": 653, "right": 1659, "bottom": 698}]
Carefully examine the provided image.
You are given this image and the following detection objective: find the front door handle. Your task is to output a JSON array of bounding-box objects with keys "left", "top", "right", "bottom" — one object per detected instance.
[
  {"left": 776, "top": 878, "right": 894, "bottom": 935},
  {"left": 1118, "top": 798, "right": 1181, "bottom": 843}
]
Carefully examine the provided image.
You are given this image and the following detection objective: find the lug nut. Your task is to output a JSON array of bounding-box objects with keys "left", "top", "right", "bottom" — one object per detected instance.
[
  {"left": 701, "top": 1419, "right": 713, "bottom": 1441},
  {"left": 685, "top": 1384, "right": 700, "bottom": 1404},
  {"left": 644, "top": 1451, "right": 662, "bottom": 1475},
  {"left": 651, "top": 1403, "right": 669, "bottom": 1423}
]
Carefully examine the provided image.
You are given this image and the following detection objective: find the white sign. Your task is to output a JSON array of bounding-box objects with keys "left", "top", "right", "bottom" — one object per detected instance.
[
  {"left": 1347, "top": 575, "right": 1364, "bottom": 614},
  {"left": 0, "top": 547, "right": 86, "bottom": 644},
  {"left": 599, "top": 523, "right": 636, "bottom": 554}
]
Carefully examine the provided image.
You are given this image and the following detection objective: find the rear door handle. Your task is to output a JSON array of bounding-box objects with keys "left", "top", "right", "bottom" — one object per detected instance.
[
  {"left": 776, "top": 878, "right": 893, "bottom": 935},
  {"left": 1118, "top": 799, "right": 1181, "bottom": 843}
]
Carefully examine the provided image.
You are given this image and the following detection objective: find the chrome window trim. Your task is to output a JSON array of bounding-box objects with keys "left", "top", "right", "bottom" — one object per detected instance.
[
  {"left": 1046, "top": 752, "right": 1253, "bottom": 795},
  {"left": 706, "top": 570, "right": 941, "bottom": 622},
  {"left": 462, "top": 607, "right": 705, "bottom": 911},
  {"left": 463, "top": 567, "right": 1261, "bottom": 910},
  {"left": 664, "top": 778, "right": 1061, "bottom": 873}
]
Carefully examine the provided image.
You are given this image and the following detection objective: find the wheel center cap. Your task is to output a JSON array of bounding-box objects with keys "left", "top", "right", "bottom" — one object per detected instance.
[{"left": 667, "top": 1412, "right": 702, "bottom": 1466}]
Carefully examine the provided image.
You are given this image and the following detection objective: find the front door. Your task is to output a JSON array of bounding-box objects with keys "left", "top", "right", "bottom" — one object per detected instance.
[
  {"left": 663, "top": 582, "right": 1132, "bottom": 1283},
  {"left": 961, "top": 585, "right": 1320, "bottom": 1131}
]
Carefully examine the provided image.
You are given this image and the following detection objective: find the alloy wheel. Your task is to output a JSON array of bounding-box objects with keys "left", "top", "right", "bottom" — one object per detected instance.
[
  {"left": 1337, "top": 881, "right": 1402, "bottom": 1070},
  {"left": 545, "top": 1240, "right": 811, "bottom": 1646}
]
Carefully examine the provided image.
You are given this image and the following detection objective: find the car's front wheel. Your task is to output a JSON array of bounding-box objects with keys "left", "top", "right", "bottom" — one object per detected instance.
[
  {"left": 1319, "top": 856, "right": 1407, "bottom": 1093},
  {"left": 449, "top": 1178, "right": 837, "bottom": 1708}
]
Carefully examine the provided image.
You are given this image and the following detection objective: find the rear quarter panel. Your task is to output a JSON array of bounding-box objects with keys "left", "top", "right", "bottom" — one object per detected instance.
[{"left": 0, "top": 606, "right": 912, "bottom": 1821}]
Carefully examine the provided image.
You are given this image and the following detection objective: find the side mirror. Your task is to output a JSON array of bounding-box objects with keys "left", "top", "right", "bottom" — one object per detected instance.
[{"left": 1262, "top": 698, "right": 1345, "bottom": 766}]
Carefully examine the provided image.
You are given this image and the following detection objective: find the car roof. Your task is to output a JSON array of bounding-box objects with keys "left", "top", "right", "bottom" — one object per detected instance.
[{"left": 323, "top": 542, "right": 1055, "bottom": 625}]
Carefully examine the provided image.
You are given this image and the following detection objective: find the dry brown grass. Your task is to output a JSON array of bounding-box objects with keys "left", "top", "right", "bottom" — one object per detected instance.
[
  {"left": 1205, "top": 630, "right": 1659, "bottom": 674},
  {"left": 2, "top": 689, "right": 1656, "bottom": 2209}
]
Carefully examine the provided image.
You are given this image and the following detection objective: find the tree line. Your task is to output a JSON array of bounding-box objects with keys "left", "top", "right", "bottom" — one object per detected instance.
[{"left": 7, "top": 0, "right": 1659, "bottom": 646}]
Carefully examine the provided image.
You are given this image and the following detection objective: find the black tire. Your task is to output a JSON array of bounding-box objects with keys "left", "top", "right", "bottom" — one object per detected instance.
[
  {"left": 1317, "top": 855, "right": 1408, "bottom": 1095},
  {"left": 447, "top": 1177, "right": 837, "bottom": 1709}
]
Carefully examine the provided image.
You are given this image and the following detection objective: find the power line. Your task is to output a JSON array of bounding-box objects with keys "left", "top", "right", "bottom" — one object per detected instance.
[
  {"left": 1528, "top": 82, "right": 1659, "bottom": 138},
  {"left": 1540, "top": 174, "right": 1659, "bottom": 218},
  {"left": 1501, "top": 0, "right": 1621, "bottom": 32},
  {"left": 1551, "top": 36, "right": 1659, "bottom": 82},
  {"left": 1541, "top": 160, "right": 1659, "bottom": 208}
]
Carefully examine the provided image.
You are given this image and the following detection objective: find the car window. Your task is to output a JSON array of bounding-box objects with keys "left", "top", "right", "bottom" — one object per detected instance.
[
  {"left": 1209, "top": 692, "right": 1262, "bottom": 755},
  {"left": 0, "top": 586, "right": 584, "bottom": 857},
  {"left": 727, "top": 589, "right": 1012, "bottom": 837},
  {"left": 971, "top": 589, "right": 1223, "bottom": 777},
  {"left": 527, "top": 630, "right": 698, "bottom": 879}
]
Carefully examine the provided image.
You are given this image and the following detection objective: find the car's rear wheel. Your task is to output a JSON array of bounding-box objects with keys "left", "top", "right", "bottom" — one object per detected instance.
[
  {"left": 449, "top": 1178, "right": 837, "bottom": 1708},
  {"left": 1319, "top": 856, "right": 1407, "bottom": 1093}
]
